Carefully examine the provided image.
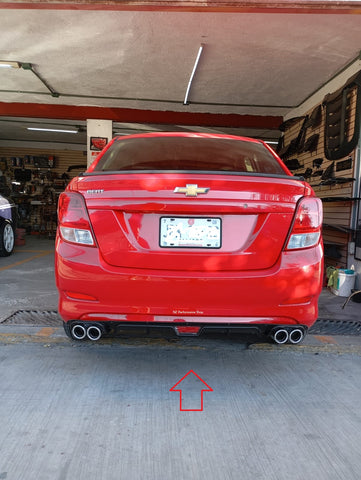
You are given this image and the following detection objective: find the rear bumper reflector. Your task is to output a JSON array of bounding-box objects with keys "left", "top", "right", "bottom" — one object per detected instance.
[{"left": 174, "top": 326, "right": 202, "bottom": 336}]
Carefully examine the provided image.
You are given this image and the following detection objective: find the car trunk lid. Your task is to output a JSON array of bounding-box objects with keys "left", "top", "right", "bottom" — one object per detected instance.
[{"left": 76, "top": 173, "right": 306, "bottom": 272}]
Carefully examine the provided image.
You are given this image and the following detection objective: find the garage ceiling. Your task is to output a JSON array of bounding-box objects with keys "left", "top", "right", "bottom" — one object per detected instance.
[{"left": 1, "top": 1, "right": 361, "bottom": 148}]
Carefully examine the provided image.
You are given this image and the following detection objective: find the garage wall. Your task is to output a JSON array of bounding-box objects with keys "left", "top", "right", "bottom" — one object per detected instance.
[
  {"left": 279, "top": 82, "right": 358, "bottom": 272},
  {"left": 0, "top": 146, "right": 87, "bottom": 178},
  {"left": 0, "top": 146, "right": 87, "bottom": 237}
]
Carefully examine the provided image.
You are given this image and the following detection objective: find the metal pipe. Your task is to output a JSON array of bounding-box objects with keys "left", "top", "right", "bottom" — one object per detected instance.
[
  {"left": 71, "top": 324, "right": 87, "bottom": 340},
  {"left": 288, "top": 328, "right": 304, "bottom": 344},
  {"left": 272, "top": 329, "right": 289, "bottom": 344},
  {"left": 86, "top": 325, "right": 102, "bottom": 341}
]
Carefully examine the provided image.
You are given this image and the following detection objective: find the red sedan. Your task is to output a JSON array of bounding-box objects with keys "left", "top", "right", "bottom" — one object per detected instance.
[{"left": 55, "top": 133, "right": 323, "bottom": 344}]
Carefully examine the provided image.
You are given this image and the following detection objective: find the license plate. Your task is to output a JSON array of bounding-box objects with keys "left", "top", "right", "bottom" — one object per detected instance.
[{"left": 160, "top": 217, "right": 221, "bottom": 248}]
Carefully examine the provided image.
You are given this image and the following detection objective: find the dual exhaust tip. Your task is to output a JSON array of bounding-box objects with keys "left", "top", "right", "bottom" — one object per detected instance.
[
  {"left": 71, "top": 324, "right": 103, "bottom": 341},
  {"left": 271, "top": 328, "right": 304, "bottom": 345},
  {"left": 70, "top": 323, "right": 304, "bottom": 344}
]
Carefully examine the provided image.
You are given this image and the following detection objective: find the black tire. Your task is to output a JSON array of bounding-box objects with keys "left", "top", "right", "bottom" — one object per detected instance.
[
  {"left": 63, "top": 321, "right": 73, "bottom": 340},
  {"left": 0, "top": 221, "right": 15, "bottom": 257}
]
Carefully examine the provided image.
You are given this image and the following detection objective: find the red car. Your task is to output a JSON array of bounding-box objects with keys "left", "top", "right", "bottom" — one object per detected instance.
[{"left": 55, "top": 133, "right": 323, "bottom": 344}]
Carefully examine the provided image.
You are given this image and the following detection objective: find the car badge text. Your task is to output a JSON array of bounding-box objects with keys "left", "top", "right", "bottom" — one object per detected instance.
[
  {"left": 174, "top": 184, "right": 210, "bottom": 197},
  {"left": 87, "top": 189, "right": 104, "bottom": 194}
]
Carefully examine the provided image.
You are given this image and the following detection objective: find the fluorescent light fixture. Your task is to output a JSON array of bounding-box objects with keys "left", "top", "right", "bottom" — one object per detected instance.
[
  {"left": 0, "top": 60, "right": 59, "bottom": 97},
  {"left": 184, "top": 45, "right": 204, "bottom": 105},
  {"left": 27, "top": 127, "right": 78, "bottom": 134},
  {"left": 266, "top": 141, "right": 279, "bottom": 145},
  {"left": 0, "top": 60, "right": 21, "bottom": 69}
]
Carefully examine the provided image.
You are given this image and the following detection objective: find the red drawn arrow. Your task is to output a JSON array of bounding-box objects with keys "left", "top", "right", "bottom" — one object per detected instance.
[{"left": 170, "top": 370, "right": 213, "bottom": 411}]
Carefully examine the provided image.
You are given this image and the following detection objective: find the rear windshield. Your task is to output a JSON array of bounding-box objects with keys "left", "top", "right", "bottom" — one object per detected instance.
[{"left": 91, "top": 136, "right": 286, "bottom": 175}]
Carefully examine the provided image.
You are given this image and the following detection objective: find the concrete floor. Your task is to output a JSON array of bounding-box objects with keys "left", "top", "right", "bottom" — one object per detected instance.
[
  {"left": 1, "top": 236, "right": 361, "bottom": 480},
  {"left": 0, "top": 336, "right": 361, "bottom": 480},
  {"left": 0, "top": 236, "right": 58, "bottom": 322}
]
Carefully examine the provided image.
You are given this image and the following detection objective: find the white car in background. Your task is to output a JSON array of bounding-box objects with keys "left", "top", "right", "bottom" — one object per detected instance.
[{"left": 0, "top": 193, "right": 17, "bottom": 256}]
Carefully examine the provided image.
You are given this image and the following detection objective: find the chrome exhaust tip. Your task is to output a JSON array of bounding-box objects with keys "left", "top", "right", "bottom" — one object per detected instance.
[
  {"left": 288, "top": 328, "right": 304, "bottom": 344},
  {"left": 86, "top": 325, "right": 102, "bottom": 341},
  {"left": 71, "top": 324, "right": 87, "bottom": 341},
  {"left": 272, "top": 328, "right": 289, "bottom": 344}
]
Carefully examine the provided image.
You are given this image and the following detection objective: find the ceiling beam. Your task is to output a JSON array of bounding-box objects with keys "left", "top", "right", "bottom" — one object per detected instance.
[
  {"left": 1, "top": 1, "right": 361, "bottom": 13},
  {"left": 0, "top": 102, "right": 282, "bottom": 130}
]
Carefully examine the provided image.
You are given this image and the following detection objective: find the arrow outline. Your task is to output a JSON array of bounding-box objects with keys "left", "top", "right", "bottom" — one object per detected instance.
[{"left": 169, "top": 369, "right": 213, "bottom": 412}]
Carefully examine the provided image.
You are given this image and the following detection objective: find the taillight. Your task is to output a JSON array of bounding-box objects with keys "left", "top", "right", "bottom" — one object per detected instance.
[
  {"left": 286, "top": 197, "right": 323, "bottom": 250},
  {"left": 57, "top": 192, "right": 95, "bottom": 246}
]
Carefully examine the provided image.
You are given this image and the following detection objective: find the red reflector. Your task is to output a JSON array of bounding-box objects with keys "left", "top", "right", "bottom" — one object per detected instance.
[
  {"left": 66, "top": 291, "right": 98, "bottom": 301},
  {"left": 175, "top": 326, "right": 201, "bottom": 336}
]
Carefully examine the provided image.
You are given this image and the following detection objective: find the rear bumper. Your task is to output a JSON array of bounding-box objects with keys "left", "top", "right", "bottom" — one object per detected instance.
[
  {"left": 64, "top": 320, "right": 308, "bottom": 339},
  {"left": 55, "top": 237, "right": 323, "bottom": 328}
]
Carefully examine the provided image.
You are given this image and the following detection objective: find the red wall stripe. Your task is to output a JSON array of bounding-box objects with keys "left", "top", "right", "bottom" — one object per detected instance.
[
  {"left": 0, "top": 1, "right": 360, "bottom": 14},
  {"left": 0, "top": 102, "right": 283, "bottom": 129}
]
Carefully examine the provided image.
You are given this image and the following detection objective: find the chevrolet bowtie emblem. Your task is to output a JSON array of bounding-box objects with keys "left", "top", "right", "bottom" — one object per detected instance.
[{"left": 174, "top": 184, "right": 210, "bottom": 197}]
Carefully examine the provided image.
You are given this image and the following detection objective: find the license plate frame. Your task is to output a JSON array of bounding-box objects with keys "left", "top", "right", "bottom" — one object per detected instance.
[{"left": 160, "top": 216, "right": 222, "bottom": 249}]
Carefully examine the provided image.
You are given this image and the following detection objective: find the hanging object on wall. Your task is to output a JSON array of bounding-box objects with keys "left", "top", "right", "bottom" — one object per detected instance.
[
  {"left": 299, "top": 167, "right": 313, "bottom": 179},
  {"left": 276, "top": 116, "right": 304, "bottom": 155},
  {"left": 304, "top": 105, "right": 322, "bottom": 129},
  {"left": 336, "top": 157, "right": 353, "bottom": 172},
  {"left": 317, "top": 160, "right": 355, "bottom": 185},
  {"left": 302, "top": 134, "right": 319, "bottom": 153},
  {"left": 313, "top": 158, "right": 323, "bottom": 168},
  {"left": 284, "top": 158, "right": 303, "bottom": 170},
  {"left": 278, "top": 115, "right": 309, "bottom": 158},
  {"left": 14, "top": 169, "right": 32, "bottom": 182},
  {"left": 321, "top": 161, "right": 334, "bottom": 180},
  {"left": 323, "top": 71, "right": 361, "bottom": 160},
  {"left": 278, "top": 116, "right": 305, "bottom": 133},
  {"left": 90, "top": 137, "right": 108, "bottom": 151}
]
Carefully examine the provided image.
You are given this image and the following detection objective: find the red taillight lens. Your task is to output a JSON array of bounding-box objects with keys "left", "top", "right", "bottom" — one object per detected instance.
[
  {"left": 58, "top": 192, "right": 95, "bottom": 246},
  {"left": 286, "top": 197, "right": 322, "bottom": 250}
]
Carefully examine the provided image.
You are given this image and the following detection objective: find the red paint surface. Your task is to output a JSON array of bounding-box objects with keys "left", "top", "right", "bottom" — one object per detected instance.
[{"left": 55, "top": 132, "right": 323, "bottom": 332}]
